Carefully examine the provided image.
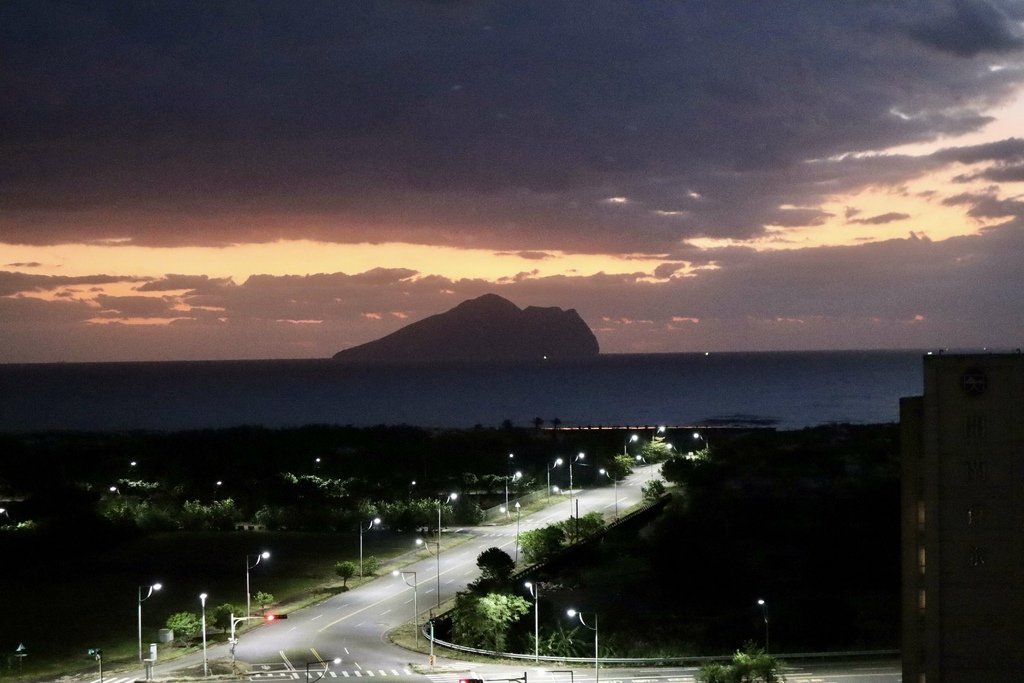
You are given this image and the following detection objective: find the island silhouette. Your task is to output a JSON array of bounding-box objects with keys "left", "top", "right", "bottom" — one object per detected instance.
[{"left": 333, "top": 293, "right": 599, "bottom": 362}]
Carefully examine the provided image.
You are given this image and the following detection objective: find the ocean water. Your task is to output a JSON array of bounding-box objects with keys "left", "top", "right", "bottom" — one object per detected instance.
[{"left": 0, "top": 351, "right": 924, "bottom": 432}]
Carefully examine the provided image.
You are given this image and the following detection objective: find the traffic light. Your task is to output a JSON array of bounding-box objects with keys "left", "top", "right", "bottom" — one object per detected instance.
[{"left": 264, "top": 613, "right": 288, "bottom": 622}]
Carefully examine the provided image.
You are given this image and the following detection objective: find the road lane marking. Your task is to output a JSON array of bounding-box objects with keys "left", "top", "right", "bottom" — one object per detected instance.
[
  {"left": 311, "top": 614, "right": 324, "bottom": 620},
  {"left": 280, "top": 650, "right": 296, "bottom": 671}
]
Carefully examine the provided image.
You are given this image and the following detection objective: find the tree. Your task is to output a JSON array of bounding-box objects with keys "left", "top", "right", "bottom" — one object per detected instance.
[
  {"left": 363, "top": 555, "right": 380, "bottom": 575},
  {"left": 642, "top": 479, "right": 666, "bottom": 501},
  {"left": 165, "top": 611, "right": 201, "bottom": 646},
  {"left": 335, "top": 560, "right": 356, "bottom": 587},
  {"left": 450, "top": 591, "right": 531, "bottom": 652},
  {"left": 640, "top": 435, "right": 675, "bottom": 463},
  {"left": 211, "top": 603, "right": 242, "bottom": 632},
  {"left": 254, "top": 590, "right": 274, "bottom": 614},
  {"left": 476, "top": 547, "right": 515, "bottom": 582},
  {"left": 519, "top": 524, "right": 566, "bottom": 563}
]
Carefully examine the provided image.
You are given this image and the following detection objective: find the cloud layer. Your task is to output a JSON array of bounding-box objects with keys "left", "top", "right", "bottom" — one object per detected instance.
[
  {"left": 1, "top": 1, "right": 1023, "bottom": 360},
  {"left": 2, "top": 1, "right": 1023, "bottom": 253}
]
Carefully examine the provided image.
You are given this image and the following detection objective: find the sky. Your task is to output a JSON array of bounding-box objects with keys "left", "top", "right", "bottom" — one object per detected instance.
[{"left": 2, "top": 0, "right": 1023, "bottom": 362}]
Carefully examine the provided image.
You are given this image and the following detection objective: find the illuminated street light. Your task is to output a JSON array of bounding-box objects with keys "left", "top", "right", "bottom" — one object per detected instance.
[
  {"left": 416, "top": 538, "right": 443, "bottom": 609},
  {"left": 305, "top": 657, "right": 341, "bottom": 683},
  {"left": 393, "top": 570, "right": 418, "bottom": 645},
  {"left": 547, "top": 457, "right": 563, "bottom": 498},
  {"left": 504, "top": 470, "right": 522, "bottom": 515},
  {"left": 567, "top": 608, "right": 599, "bottom": 683},
  {"left": 569, "top": 452, "right": 586, "bottom": 521},
  {"left": 245, "top": 551, "right": 271, "bottom": 617},
  {"left": 199, "top": 593, "right": 208, "bottom": 677},
  {"left": 514, "top": 501, "right": 522, "bottom": 563},
  {"left": 758, "top": 599, "right": 769, "bottom": 652},
  {"left": 359, "top": 517, "right": 381, "bottom": 578},
  {"left": 525, "top": 581, "right": 541, "bottom": 662},
  {"left": 137, "top": 582, "right": 162, "bottom": 661},
  {"left": 599, "top": 468, "right": 619, "bottom": 518},
  {"left": 624, "top": 433, "right": 639, "bottom": 455}
]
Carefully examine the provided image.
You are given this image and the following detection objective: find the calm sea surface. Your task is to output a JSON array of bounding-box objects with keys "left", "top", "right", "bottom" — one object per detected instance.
[{"left": 0, "top": 351, "right": 924, "bottom": 432}]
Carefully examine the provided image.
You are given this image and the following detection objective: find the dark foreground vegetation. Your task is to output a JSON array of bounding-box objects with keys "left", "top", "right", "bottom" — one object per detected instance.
[
  {"left": 442, "top": 423, "right": 900, "bottom": 658},
  {"left": 0, "top": 422, "right": 898, "bottom": 677}
]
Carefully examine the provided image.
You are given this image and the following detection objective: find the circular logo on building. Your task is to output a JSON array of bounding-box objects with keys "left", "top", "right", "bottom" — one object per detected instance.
[{"left": 960, "top": 368, "right": 988, "bottom": 396}]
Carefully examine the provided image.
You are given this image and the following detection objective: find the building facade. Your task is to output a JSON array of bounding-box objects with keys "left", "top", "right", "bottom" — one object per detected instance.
[{"left": 901, "top": 353, "right": 1024, "bottom": 683}]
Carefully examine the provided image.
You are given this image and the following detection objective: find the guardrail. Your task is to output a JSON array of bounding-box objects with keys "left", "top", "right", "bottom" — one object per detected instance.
[{"left": 420, "top": 627, "right": 898, "bottom": 666}]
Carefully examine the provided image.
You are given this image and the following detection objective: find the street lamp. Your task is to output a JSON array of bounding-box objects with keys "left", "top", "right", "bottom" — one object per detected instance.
[
  {"left": 505, "top": 470, "right": 522, "bottom": 516},
  {"left": 199, "top": 593, "right": 208, "bottom": 677},
  {"left": 359, "top": 517, "right": 381, "bottom": 578},
  {"left": 137, "top": 582, "right": 162, "bottom": 661},
  {"left": 569, "top": 452, "right": 586, "bottom": 518},
  {"left": 416, "top": 538, "right": 443, "bottom": 609},
  {"left": 599, "top": 468, "right": 619, "bottom": 518},
  {"left": 567, "top": 608, "right": 599, "bottom": 683},
  {"left": 393, "top": 570, "right": 419, "bottom": 645},
  {"left": 547, "top": 457, "right": 563, "bottom": 498},
  {"left": 623, "top": 433, "right": 639, "bottom": 455},
  {"left": 438, "top": 492, "right": 457, "bottom": 542},
  {"left": 525, "top": 581, "right": 541, "bottom": 662},
  {"left": 757, "top": 599, "right": 769, "bottom": 652},
  {"left": 514, "top": 501, "right": 522, "bottom": 563},
  {"left": 693, "top": 431, "right": 709, "bottom": 452},
  {"left": 305, "top": 658, "right": 341, "bottom": 683},
  {"left": 246, "top": 550, "right": 271, "bottom": 617}
]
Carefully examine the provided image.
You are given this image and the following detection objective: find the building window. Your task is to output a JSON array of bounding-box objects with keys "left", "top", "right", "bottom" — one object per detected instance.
[
  {"left": 919, "top": 674, "right": 926, "bottom": 683},
  {"left": 964, "top": 414, "right": 987, "bottom": 442},
  {"left": 969, "top": 546, "right": 987, "bottom": 567},
  {"left": 917, "top": 501, "right": 926, "bottom": 531},
  {"left": 918, "top": 546, "right": 926, "bottom": 575},
  {"left": 967, "top": 505, "right": 985, "bottom": 526},
  {"left": 965, "top": 460, "right": 987, "bottom": 482},
  {"left": 918, "top": 589, "right": 926, "bottom": 612}
]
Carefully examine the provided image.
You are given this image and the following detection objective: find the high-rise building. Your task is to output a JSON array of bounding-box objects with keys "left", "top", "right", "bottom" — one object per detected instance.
[{"left": 901, "top": 352, "right": 1024, "bottom": 683}]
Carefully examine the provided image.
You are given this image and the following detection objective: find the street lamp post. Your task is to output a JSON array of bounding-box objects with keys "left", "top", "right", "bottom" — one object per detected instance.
[
  {"left": 305, "top": 658, "right": 341, "bottom": 683},
  {"left": 547, "top": 457, "right": 563, "bottom": 498},
  {"left": 245, "top": 550, "right": 271, "bottom": 617},
  {"left": 693, "top": 431, "right": 709, "bottom": 452},
  {"left": 393, "top": 570, "right": 419, "bottom": 645},
  {"left": 416, "top": 538, "right": 443, "bottom": 609},
  {"left": 359, "top": 517, "right": 381, "bottom": 578},
  {"left": 757, "top": 599, "right": 769, "bottom": 652},
  {"left": 199, "top": 593, "right": 208, "bottom": 677},
  {"left": 569, "top": 452, "right": 585, "bottom": 518},
  {"left": 624, "top": 433, "right": 639, "bottom": 456},
  {"left": 567, "top": 609, "right": 599, "bottom": 683},
  {"left": 599, "top": 468, "right": 619, "bottom": 518},
  {"left": 514, "top": 501, "right": 522, "bottom": 563},
  {"left": 504, "top": 471, "right": 522, "bottom": 517},
  {"left": 525, "top": 581, "right": 541, "bottom": 662},
  {"left": 137, "top": 583, "right": 162, "bottom": 661},
  {"left": 435, "top": 492, "right": 457, "bottom": 606}
]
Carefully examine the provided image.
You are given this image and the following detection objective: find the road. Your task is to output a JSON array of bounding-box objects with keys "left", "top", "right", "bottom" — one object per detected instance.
[{"left": 123, "top": 463, "right": 900, "bottom": 683}]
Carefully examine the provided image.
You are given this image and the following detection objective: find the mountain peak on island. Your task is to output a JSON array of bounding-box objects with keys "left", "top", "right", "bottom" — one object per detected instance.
[{"left": 333, "top": 294, "right": 599, "bottom": 362}]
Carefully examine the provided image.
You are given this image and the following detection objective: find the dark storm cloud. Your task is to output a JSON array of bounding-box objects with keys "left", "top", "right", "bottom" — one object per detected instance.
[
  {"left": 2, "top": 1, "right": 1023, "bottom": 252},
  {"left": 904, "top": 0, "right": 1024, "bottom": 56}
]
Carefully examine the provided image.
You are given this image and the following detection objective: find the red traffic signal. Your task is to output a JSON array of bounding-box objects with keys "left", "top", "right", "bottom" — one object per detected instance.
[{"left": 264, "top": 613, "right": 289, "bottom": 622}]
